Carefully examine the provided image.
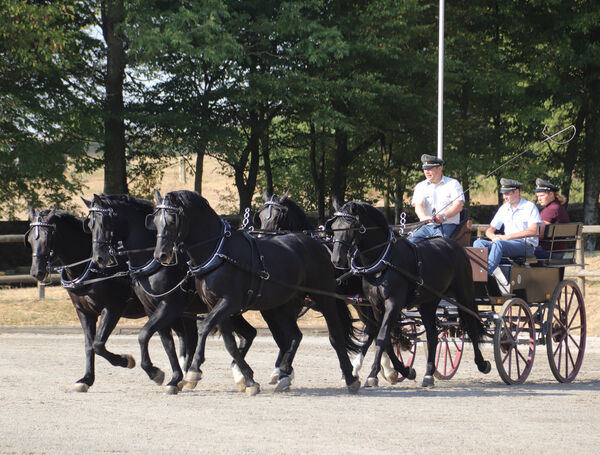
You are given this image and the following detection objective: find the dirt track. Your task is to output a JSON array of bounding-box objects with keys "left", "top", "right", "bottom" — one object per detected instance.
[{"left": 1, "top": 332, "right": 600, "bottom": 455}]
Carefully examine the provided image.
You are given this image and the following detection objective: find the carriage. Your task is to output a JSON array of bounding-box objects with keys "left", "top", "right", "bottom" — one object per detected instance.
[{"left": 384, "top": 218, "right": 586, "bottom": 385}]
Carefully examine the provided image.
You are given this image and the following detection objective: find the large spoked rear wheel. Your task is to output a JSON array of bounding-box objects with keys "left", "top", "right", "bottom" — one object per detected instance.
[
  {"left": 494, "top": 298, "right": 536, "bottom": 385},
  {"left": 392, "top": 322, "right": 417, "bottom": 382},
  {"left": 434, "top": 324, "right": 464, "bottom": 380},
  {"left": 546, "top": 280, "right": 586, "bottom": 383}
]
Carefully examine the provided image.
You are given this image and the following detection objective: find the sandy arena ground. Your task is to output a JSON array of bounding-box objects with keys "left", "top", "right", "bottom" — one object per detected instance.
[{"left": 1, "top": 332, "right": 599, "bottom": 455}]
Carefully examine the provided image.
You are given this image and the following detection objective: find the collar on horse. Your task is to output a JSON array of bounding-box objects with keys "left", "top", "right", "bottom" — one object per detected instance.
[
  {"left": 187, "top": 219, "right": 232, "bottom": 276},
  {"left": 349, "top": 228, "right": 395, "bottom": 276}
]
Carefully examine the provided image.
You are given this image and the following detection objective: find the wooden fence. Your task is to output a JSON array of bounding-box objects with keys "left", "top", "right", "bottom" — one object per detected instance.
[{"left": 1, "top": 225, "right": 599, "bottom": 298}]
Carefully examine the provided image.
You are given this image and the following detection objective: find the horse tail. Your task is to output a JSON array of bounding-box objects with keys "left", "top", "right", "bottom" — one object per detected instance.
[
  {"left": 454, "top": 246, "right": 486, "bottom": 344},
  {"left": 333, "top": 298, "right": 362, "bottom": 354}
]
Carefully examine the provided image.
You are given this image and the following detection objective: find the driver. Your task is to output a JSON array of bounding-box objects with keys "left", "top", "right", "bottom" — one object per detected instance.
[
  {"left": 473, "top": 178, "right": 541, "bottom": 294},
  {"left": 409, "top": 154, "right": 464, "bottom": 242}
]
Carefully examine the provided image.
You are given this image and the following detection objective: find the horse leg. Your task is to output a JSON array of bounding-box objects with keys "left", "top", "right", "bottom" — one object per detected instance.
[
  {"left": 352, "top": 310, "right": 378, "bottom": 378},
  {"left": 228, "top": 314, "right": 257, "bottom": 389},
  {"left": 420, "top": 303, "right": 439, "bottom": 387},
  {"left": 384, "top": 342, "right": 416, "bottom": 381},
  {"left": 451, "top": 284, "right": 491, "bottom": 374},
  {"left": 366, "top": 299, "right": 400, "bottom": 388},
  {"left": 92, "top": 306, "right": 135, "bottom": 369},
  {"left": 138, "top": 302, "right": 182, "bottom": 389},
  {"left": 185, "top": 298, "right": 236, "bottom": 387},
  {"left": 263, "top": 307, "right": 303, "bottom": 392},
  {"left": 74, "top": 310, "right": 97, "bottom": 392},
  {"left": 177, "top": 316, "right": 199, "bottom": 373},
  {"left": 261, "top": 307, "right": 292, "bottom": 385},
  {"left": 155, "top": 326, "right": 187, "bottom": 395},
  {"left": 317, "top": 298, "right": 361, "bottom": 394},
  {"left": 215, "top": 317, "right": 260, "bottom": 396}
]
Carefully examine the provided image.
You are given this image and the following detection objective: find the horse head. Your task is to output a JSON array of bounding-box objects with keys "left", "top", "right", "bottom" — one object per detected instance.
[
  {"left": 254, "top": 190, "right": 290, "bottom": 232},
  {"left": 26, "top": 209, "right": 57, "bottom": 282},
  {"left": 150, "top": 190, "right": 188, "bottom": 266},
  {"left": 327, "top": 201, "right": 366, "bottom": 268},
  {"left": 84, "top": 194, "right": 121, "bottom": 269}
]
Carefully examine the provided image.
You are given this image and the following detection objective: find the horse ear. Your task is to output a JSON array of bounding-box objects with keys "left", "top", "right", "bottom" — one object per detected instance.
[
  {"left": 81, "top": 197, "right": 91, "bottom": 208},
  {"left": 153, "top": 189, "right": 162, "bottom": 205},
  {"left": 332, "top": 197, "right": 341, "bottom": 212},
  {"left": 28, "top": 207, "right": 36, "bottom": 221},
  {"left": 262, "top": 190, "right": 272, "bottom": 201},
  {"left": 281, "top": 190, "right": 290, "bottom": 201}
]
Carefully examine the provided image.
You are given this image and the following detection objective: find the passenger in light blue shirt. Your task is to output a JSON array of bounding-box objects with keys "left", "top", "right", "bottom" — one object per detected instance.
[{"left": 473, "top": 178, "right": 541, "bottom": 293}]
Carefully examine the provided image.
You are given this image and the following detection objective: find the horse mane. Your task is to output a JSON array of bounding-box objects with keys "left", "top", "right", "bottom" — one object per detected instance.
[
  {"left": 96, "top": 194, "right": 154, "bottom": 214},
  {"left": 276, "top": 194, "right": 314, "bottom": 230},
  {"left": 342, "top": 201, "right": 389, "bottom": 229},
  {"left": 164, "top": 190, "right": 216, "bottom": 216},
  {"left": 39, "top": 209, "right": 85, "bottom": 230}
]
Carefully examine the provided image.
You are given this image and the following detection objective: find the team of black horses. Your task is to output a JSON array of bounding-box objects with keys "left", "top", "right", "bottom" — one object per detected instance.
[{"left": 26, "top": 189, "right": 491, "bottom": 395}]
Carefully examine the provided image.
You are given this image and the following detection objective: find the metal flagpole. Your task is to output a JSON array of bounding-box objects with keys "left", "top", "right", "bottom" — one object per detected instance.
[{"left": 437, "top": 0, "right": 445, "bottom": 160}]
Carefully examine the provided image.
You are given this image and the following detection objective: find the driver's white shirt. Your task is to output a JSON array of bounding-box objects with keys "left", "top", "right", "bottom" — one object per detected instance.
[{"left": 412, "top": 175, "right": 464, "bottom": 224}]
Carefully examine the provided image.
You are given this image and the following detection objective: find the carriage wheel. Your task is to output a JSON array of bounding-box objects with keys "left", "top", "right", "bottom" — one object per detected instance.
[
  {"left": 392, "top": 322, "right": 417, "bottom": 382},
  {"left": 494, "top": 298, "right": 536, "bottom": 385},
  {"left": 434, "top": 325, "right": 464, "bottom": 380},
  {"left": 546, "top": 280, "right": 586, "bottom": 383}
]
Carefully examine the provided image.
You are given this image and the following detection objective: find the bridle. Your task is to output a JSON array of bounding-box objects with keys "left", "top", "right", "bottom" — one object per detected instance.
[
  {"left": 149, "top": 202, "right": 186, "bottom": 265},
  {"left": 253, "top": 199, "right": 288, "bottom": 228},
  {"left": 86, "top": 205, "right": 119, "bottom": 266},
  {"left": 25, "top": 216, "right": 57, "bottom": 265},
  {"left": 325, "top": 211, "right": 366, "bottom": 248}
]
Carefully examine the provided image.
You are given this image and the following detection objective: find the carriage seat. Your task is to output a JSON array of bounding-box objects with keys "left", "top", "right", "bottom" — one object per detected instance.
[
  {"left": 450, "top": 208, "right": 472, "bottom": 247},
  {"left": 498, "top": 222, "right": 583, "bottom": 267},
  {"left": 534, "top": 222, "right": 583, "bottom": 266}
]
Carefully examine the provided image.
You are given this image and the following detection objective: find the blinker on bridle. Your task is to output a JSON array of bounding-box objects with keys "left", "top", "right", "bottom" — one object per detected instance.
[
  {"left": 152, "top": 202, "right": 186, "bottom": 265},
  {"left": 86, "top": 206, "right": 119, "bottom": 266},
  {"left": 26, "top": 216, "right": 57, "bottom": 262}
]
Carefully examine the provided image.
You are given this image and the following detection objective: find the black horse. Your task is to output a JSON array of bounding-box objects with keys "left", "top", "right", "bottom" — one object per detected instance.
[
  {"left": 26, "top": 209, "right": 145, "bottom": 392},
  {"left": 328, "top": 200, "right": 491, "bottom": 387},
  {"left": 150, "top": 189, "right": 362, "bottom": 394},
  {"left": 255, "top": 192, "right": 412, "bottom": 384},
  {"left": 85, "top": 194, "right": 262, "bottom": 394}
]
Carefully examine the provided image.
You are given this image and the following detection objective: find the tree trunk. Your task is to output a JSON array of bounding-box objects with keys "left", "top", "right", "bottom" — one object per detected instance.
[
  {"left": 194, "top": 149, "right": 204, "bottom": 195},
  {"left": 234, "top": 113, "right": 262, "bottom": 213},
  {"left": 583, "top": 109, "right": 600, "bottom": 251},
  {"left": 101, "top": 0, "right": 127, "bottom": 195},
  {"left": 331, "top": 130, "right": 351, "bottom": 208},
  {"left": 309, "top": 123, "right": 326, "bottom": 223},
  {"left": 261, "top": 125, "right": 273, "bottom": 196},
  {"left": 562, "top": 105, "right": 586, "bottom": 204}
]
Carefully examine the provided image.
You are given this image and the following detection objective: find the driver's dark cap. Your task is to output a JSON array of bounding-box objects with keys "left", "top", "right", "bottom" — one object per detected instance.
[
  {"left": 421, "top": 154, "right": 444, "bottom": 169},
  {"left": 535, "top": 178, "right": 559, "bottom": 193},
  {"left": 499, "top": 178, "right": 523, "bottom": 193}
]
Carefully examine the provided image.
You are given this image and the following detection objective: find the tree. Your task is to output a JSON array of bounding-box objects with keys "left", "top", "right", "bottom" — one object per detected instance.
[{"left": 0, "top": 0, "right": 99, "bottom": 216}]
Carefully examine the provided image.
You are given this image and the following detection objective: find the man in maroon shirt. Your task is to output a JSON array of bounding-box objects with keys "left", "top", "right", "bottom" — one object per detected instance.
[{"left": 534, "top": 178, "right": 570, "bottom": 259}]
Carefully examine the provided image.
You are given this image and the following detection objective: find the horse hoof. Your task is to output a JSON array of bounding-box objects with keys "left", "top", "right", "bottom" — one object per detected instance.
[
  {"left": 268, "top": 368, "right": 280, "bottom": 385},
  {"left": 182, "top": 380, "right": 198, "bottom": 390},
  {"left": 422, "top": 375, "right": 434, "bottom": 387},
  {"left": 407, "top": 368, "right": 417, "bottom": 380},
  {"left": 236, "top": 378, "right": 247, "bottom": 392},
  {"left": 274, "top": 376, "right": 291, "bottom": 393},
  {"left": 246, "top": 383, "right": 260, "bottom": 396},
  {"left": 152, "top": 369, "right": 165, "bottom": 386},
  {"left": 73, "top": 383, "right": 89, "bottom": 393},
  {"left": 232, "top": 364, "right": 245, "bottom": 385},
  {"left": 383, "top": 370, "right": 399, "bottom": 384},
  {"left": 164, "top": 385, "right": 179, "bottom": 395},
  {"left": 347, "top": 379, "right": 361, "bottom": 394},
  {"left": 177, "top": 381, "right": 184, "bottom": 391},
  {"left": 185, "top": 370, "right": 202, "bottom": 383},
  {"left": 480, "top": 360, "right": 492, "bottom": 374},
  {"left": 365, "top": 377, "right": 378, "bottom": 388},
  {"left": 125, "top": 354, "right": 136, "bottom": 369}
]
